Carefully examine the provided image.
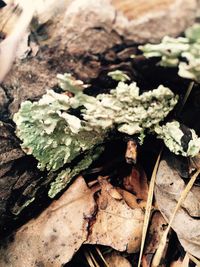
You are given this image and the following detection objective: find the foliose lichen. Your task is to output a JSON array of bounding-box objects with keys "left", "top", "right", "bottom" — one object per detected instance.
[
  {"left": 154, "top": 121, "right": 200, "bottom": 157},
  {"left": 14, "top": 74, "right": 178, "bottom": 172},
  {"left": 140, "top": 24, "right": 200, "bottom": 82},
  {"left": 107, "top": 70, "right": 131, "bottom": 82},
  {"left": 48, "top": 146, "right": 104, "bottom": 198},
  {"left": 13, "top": 73, "right": 200, "bottom": 197}
]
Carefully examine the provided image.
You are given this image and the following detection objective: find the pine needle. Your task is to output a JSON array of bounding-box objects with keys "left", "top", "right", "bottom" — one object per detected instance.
[
  {"left": 88, "top": 250, "right": 101, "bottom": 267},
  {"left": 152, "top": 169, "right": 200, "bottom": 267},
  {"left": 187, "top": 253, "right": 200, "bottom": 267},
  {"left": 84, "top": 251, "right": 97, "bottom": 267},
  {"left": 95, "top": 247, "right": 110, "bottom": 267},
  {"left": 177, "top": 81, "right": 194, "bottom": 116},
  {"left": 137, "top": 150, "right": 162, "bottom": 267}
]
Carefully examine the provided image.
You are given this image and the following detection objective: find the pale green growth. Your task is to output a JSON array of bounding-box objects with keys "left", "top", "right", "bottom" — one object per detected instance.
[
  {"left": 107, "top": 70, "right": 130, "bottom": 82},
  {"left": 154, "top": 121, "right": 200, "bottom": 157},
  {"left": 57, "top": 73, "right": 89, "bottom": 93},
  {"left": 14, "top": 73, "right": 200, "bottom": 198},
  {"left": 48, "top": 146, "right": 104, "bottom": 198},
  {"left": 12, "top": 197, "right": 35, "bottom": 215},
  {"left": 140, "top": 24, "right": 200, "bottom": 82},
  {"left": 83, "top": 82, "right": 178, "bottom": 138},
  {"left": 13, "top": 89, "right": 104, "bottom": 172},
  {"left": 14, "top": 75, "right": 178, "bottom": 174}
]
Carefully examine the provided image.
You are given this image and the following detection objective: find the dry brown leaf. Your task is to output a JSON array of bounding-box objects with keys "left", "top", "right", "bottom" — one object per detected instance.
[
  {"left": 0, "top": 175, "right": 146, "bottom": 266},
  {"left": 155, "top": 152, "right": 200, "bottom": 258},
  {"left": 104, "top": 252, "right": 132, "bottom": 267},
  {"left": 0, "top": 176, "right": 97, "bottom": 267},
  {"left": 190, "top": 152, "right": 200, "bottom": 170},
  {"left": 86, "top": 177, "right": 145, "bottom": 253},
  {"left": 117, "top": 187, "right": 146, "bottom": 209},
  {"left": 123, "top": 166, "right": 148, "bottom": 201}
]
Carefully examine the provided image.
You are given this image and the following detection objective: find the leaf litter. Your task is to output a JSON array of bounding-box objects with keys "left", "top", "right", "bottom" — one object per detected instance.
[{"left": 0, "top": 169, "right": 149, "bottom": 266}]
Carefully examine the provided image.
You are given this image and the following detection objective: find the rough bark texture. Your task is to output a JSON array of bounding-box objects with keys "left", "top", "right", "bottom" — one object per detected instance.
[{"left": 0, "top": 0, "right": 198, "bottom": 232}]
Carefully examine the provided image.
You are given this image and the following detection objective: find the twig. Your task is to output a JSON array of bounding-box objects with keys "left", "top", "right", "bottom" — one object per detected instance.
[
  {"left": 95, "top": 247, "right": 110, "bottom": 267},
  {"left": 177, "top": 81, "right": 194, "bottom": 116},
  {"left": 187, "top": 252, "right": 200, "bottom": 267},
  {"left": 84, "top": 250, "right": 97, "bottom": 267},
  {"left": 137, "top": 149, "right": 162, "bottom": 267}
]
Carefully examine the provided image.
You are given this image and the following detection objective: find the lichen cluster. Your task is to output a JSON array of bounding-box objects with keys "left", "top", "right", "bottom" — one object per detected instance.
[
  {"left": 140, "top": 24, "right": 200, "bottom": 82},
  {"left": 13, "top": 73, "right": 200, "bottom": 196},
  {"left": 14, "top": 75, "right": 177, "bottom": 171},
  {"left": 155, "top": 121, "right": 200, "bottom": 157}
]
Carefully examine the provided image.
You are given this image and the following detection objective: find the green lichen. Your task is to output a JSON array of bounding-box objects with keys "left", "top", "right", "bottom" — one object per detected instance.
[
  {"left": 13, "top": 73, "right": 200, "bottom": 198},
  {"left": 12, "top": 197, "right": 35, "bottom": 215},
  {"left": 48, "top": 146, "right": 104, "bottom": 198},
  {"left": 17, "top": 73, "right": 200, "bottom": 199},
  {"left": 140, "top": 24, "right": 200, "bottom": 82},
  {"left": 14, "top": 75, "right": 178, "bottom": 172},
  {"left": 154, "top": 121, "right": 200, "bottom": 157},
  {"left": 83, "top": 82, "right": 178, "bottom": 137},
  {"left": 107, "top": 70, "right": 130, "bottom": 82},
  {"left": 14, "top": 89, "right": 104, "bottom": 172}
]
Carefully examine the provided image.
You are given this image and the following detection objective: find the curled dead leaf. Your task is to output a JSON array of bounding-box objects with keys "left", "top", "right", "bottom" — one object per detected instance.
[
  {"left": 0, "top": 176, "right": 97, "bottom": 267},
  {"left": 86, "top": 177, "right": 145, "bottom": 253},
  {"left": 123, "top": 166, "right": 148, "bottom": 201},
  {"left": 0, "top": 174, "right": 146, "bottom": 266},
  {"left": 155, "top": 152, "right": 200, "bottom": 258}
]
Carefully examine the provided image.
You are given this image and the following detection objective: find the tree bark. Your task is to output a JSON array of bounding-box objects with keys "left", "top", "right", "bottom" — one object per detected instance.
[{"left": 0, "top": 0, "right": 198, "bottom": 233}]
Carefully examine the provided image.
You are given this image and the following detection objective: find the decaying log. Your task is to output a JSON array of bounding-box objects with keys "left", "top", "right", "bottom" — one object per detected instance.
[{"left": 0, "top": 0, "right": 198, "bottom": 232}]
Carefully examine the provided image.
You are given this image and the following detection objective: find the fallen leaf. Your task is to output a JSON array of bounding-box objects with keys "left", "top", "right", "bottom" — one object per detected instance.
[
  {"left": 190, "top": 152, "right": 200, "bottom": 170},
  {"left": 138, "top": 151, "right": 162, "bottom": 267},
  {"left": 155, "top": 152, "right": 200, "bottom": 258},
  {"left": 117, "top": 187, "right": 146, "bottom": 210},
  {"left": 104, "top": 251, "right": 132, "bottom": 267},
  {"left": 0, "top": 173, "right": 146, "bottom": 266},
  {"left": 86, "top": 177, "right": 145, "bottom": 253},
  {"left": 0, "top": 176, "right": 97, "bottom": 267},
  {"left": 153, "top": 168, "right": 199, "bottom": 267},
  {"left": 123, "top": 166, "right": 148, "bottom": 201}
]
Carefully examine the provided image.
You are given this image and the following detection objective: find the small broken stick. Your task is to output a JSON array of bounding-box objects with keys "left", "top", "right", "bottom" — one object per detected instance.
[{"left": 125, "top": 138, "right": 138, "bottom": 164}]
